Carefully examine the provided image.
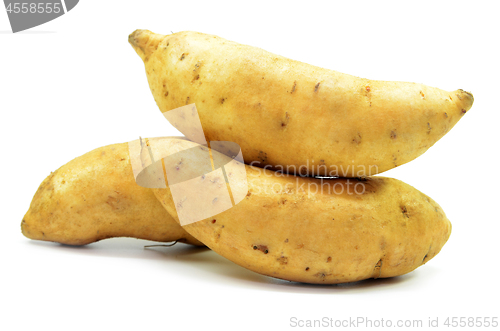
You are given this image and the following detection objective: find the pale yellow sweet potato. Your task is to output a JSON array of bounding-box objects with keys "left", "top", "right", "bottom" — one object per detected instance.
[
  {"left": 151, "top": 137, "right": 451, "bottom": 284},
  {"left": 21, "top": 143, "right": 203, "bottom": 246},
  {"left": 129, "top": 29, "right": 473, "bottom": 177}
]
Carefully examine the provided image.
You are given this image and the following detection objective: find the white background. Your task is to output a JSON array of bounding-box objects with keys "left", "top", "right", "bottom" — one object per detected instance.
[{"left": 1, "top": 1, "right": 499, "bottom": 330}]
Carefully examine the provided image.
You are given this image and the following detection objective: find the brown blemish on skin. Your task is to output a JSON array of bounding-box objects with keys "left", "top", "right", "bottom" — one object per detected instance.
[
  {"left": 390, "top": 131, "right": 397, "bottom": 139},
  {"left": 461, "top": 109, "right": 467, "bottom": 115},
  {"left": 327, "top": 257, "right": 332, "bottom": 263},
  {"left": 314, "top": 82, "right": 320, "bottom": 92},
  {"left": 246, "top": 191, "right": 251, "bottom": 197},
  {"left": 420, "top": 91, "right": 425, "bottom": 99},
  {"left": 277, "top": 256, "right": 288, "bottom": 265},
  {"left": 180, "top": 53, "right": 187, "bottom": 61},
  {"left": 305, "top": 267, "right": 310, "bottom": 271},
  {"left": 211, "top": 219, "right": 216, "bottom": 224},
  {"left": 444, "top": 112, "right": 448, "bottom": 118},
  {"left": 258, "top": 151, "right": 268, "bottom": 163},
  {"left": 164, "top": 91, "right": 169, "bottom": 97},
  {"left": 192, "top": 74, "right": 200, "bottom": 82},
  {"left": 365, "top": 86, "right": 371, "bottom": 92},
  {"left": 373, "top": 259, "right": 383, "bottom": 279},
  {"left": 221, "top": 98, "right": 226, "bottom": 104},
  {"left": 284, "top": 238, "right": 289, "bottom": 243},
  {"left": 427, "top": 122, "right": 431, "bottom": 134},
  {"left": 186, "top": 97, "right": 190, "bottom": 105},
  {"left": 401, "top": 206, "right": 409, "bottom": 218},
  {"left": 352, "top": 133, "right": 362, "bottom": 145},
  {"left": 422, "top": 246, "right": 432, "bottom": 264},
  {"left": 314, "top": 272, "right": 330, "bottom": 280},
  {"left": 106, "top": 196, "right": 120, "bottom": 210},
  {"left": 291, "top": 81, "right": 297, "bottom": 94},
  {"left": 281, "top": 112, "right": 290, "bottom": 127},
  {"left": 253, "top": 245, "right": 269, "bottom": 254}
]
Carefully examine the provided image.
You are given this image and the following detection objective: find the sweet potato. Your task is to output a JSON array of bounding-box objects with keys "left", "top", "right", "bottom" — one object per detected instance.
[
  {"left": 129, "top": 29, "right": 473, "bottom": 176},
  {"left": 150, "top": 137, "right": 451, "bottom": 284},
  {"left": 21, "top": 143, "right": 203, "bottom": 246}
]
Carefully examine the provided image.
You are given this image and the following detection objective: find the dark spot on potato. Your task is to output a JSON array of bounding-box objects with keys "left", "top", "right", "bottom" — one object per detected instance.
[
  {"left": 461, "top": 109, "right": 467, "bottom": 115},
  {"left": 221, "top": 98, "right": 226, "bottom": 104},
  {"left": 314, "top": 272, "right": 329, "bottom": 279},
  {"left": 390, "top": 130, "right": 397, "bottom": 139},
  {"left": 211, "top": 219, "right": 216, "bottom": 224},
  {"left": 246, "top": 191, "right": 251, "bottom": 197},
  {"left": 401, "top": 206, "right": 409, "bottom": 218},
  {"left": 420, "top": 91, "right": 425, "bottom": 99},
  {"left": 180, "top": 53, "right": 187, "bottom": 60},
  {"left": 164, "top": 91, "right": 169, "bottom": 97},
  {"left": 444, "top": 112, "right": 448, "bottom": 118},
  {"left": 186, "top": 97, "right": 190, "bottom": 105},
  {"left": 365, "top": 86, "right": 371, "bottom": 92},
  {"left": 291, "top": 81, "right": 297, "bottom": 94},
  {"left": 193, "top": 74, "right": 200, "bottom": 81},
  {"left": 373, "top": 259, "right": 383, "bottom": 279},
  {"left": 427, "top": 122, "right": 431, "bottom": 134},
  {"left": 327, "top": 257, "right": 332, "bottom": 263},
  {"left": 258, "top": 151, "right": 268, "bottom": 163},
  {"left": 352, "top": 133, "right": 362, "bottom": 145},
  {"left": 277, "top": 256, "right": 288, "bottom": 265},
  {"left": 253, "top": 245, "right": 268, "bottom": 254},
  {"left": 314, "top": 82, "right": 320, "bottom": 92},
  {"left": 305, "top": 267, "right": 310, "bottom": 271},
  {"left": 284, "top": 238, "right": 289, "bottom": 243},
  {"left": 281, "top": 112, "right": 290, "bottom": 127}
]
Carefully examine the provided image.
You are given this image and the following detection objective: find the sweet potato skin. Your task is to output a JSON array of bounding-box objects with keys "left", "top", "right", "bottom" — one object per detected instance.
[
  {"left": 21, "top": 143, "right": 203, "bottom": 246},
  {"left": 130, "top": 29, "right": 473, "bottom": 176},
  {"left": 152, "top": 137, "right": 452, "bottom": 284}
]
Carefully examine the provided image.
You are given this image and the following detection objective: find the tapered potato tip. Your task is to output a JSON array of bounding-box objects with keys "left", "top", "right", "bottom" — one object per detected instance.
[
  {"left": 454, "top": 89, "right": 474, "bottom": 114},
  {"left": 128, "top": 29, "right": 165, "bottom": 62}
]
